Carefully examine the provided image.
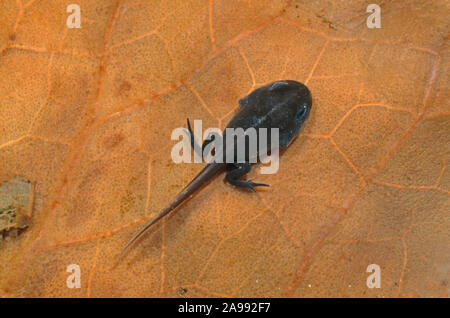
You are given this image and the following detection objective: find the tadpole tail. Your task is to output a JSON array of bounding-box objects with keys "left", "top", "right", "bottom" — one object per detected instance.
[{"left": 119, "top": 162, "right": 224, "bottom": 259}]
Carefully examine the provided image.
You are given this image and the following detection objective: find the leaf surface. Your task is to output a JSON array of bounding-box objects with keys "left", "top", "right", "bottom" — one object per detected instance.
[{"left": 0, "top": 0, "right": 448, "bottom": 297}]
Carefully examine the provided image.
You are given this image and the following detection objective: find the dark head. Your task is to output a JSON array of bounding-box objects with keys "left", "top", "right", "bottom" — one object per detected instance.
[{"left": 239, "top": 80, "right": 312, "bottom": 148}]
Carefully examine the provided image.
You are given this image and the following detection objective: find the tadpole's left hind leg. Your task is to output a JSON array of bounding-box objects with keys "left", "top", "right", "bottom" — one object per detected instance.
[
  {"left": 185, "top": 118, "right": 203, "bottom": 158},
  {"left": 226, "top": 163, "right": 270, "bottom": 192},
  {"left": 186, "top": 118, "right": 216, "bottom": 157}
]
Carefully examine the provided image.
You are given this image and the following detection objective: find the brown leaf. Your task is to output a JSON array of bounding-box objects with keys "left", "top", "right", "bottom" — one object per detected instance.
[{"left": 0, "top": 0, "right": 448, "bottom": 297}]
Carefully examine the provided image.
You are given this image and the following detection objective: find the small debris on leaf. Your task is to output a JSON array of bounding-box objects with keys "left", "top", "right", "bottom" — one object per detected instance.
[{"left": 0, "top": 177, "right": 33, "bottom": 240}]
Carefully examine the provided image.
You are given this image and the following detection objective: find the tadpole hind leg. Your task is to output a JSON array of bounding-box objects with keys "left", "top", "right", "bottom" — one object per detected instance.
[
  {"left": 225, "top": 162, "right": 270, "bottom": 192},
  {"left": 186, "top": 118, "right": 215, "bottom": 156},
  {"left": 201, "top": 135, "right": 215, "bottom": 152}
]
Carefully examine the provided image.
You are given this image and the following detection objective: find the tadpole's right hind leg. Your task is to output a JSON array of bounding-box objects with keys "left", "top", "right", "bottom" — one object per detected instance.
[{"left": 225, "top": 162, "right": 270, "bottom": 192}]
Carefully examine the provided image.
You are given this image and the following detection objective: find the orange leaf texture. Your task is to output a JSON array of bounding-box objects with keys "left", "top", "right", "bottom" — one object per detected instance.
[{"left": 0, "top": 0, "right": 448, "bottom": 297}]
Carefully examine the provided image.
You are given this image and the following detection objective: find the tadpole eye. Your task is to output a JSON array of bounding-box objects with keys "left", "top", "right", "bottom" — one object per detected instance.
[{"left": 295, "top": 105, "right": 308, "bottom": 121}]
